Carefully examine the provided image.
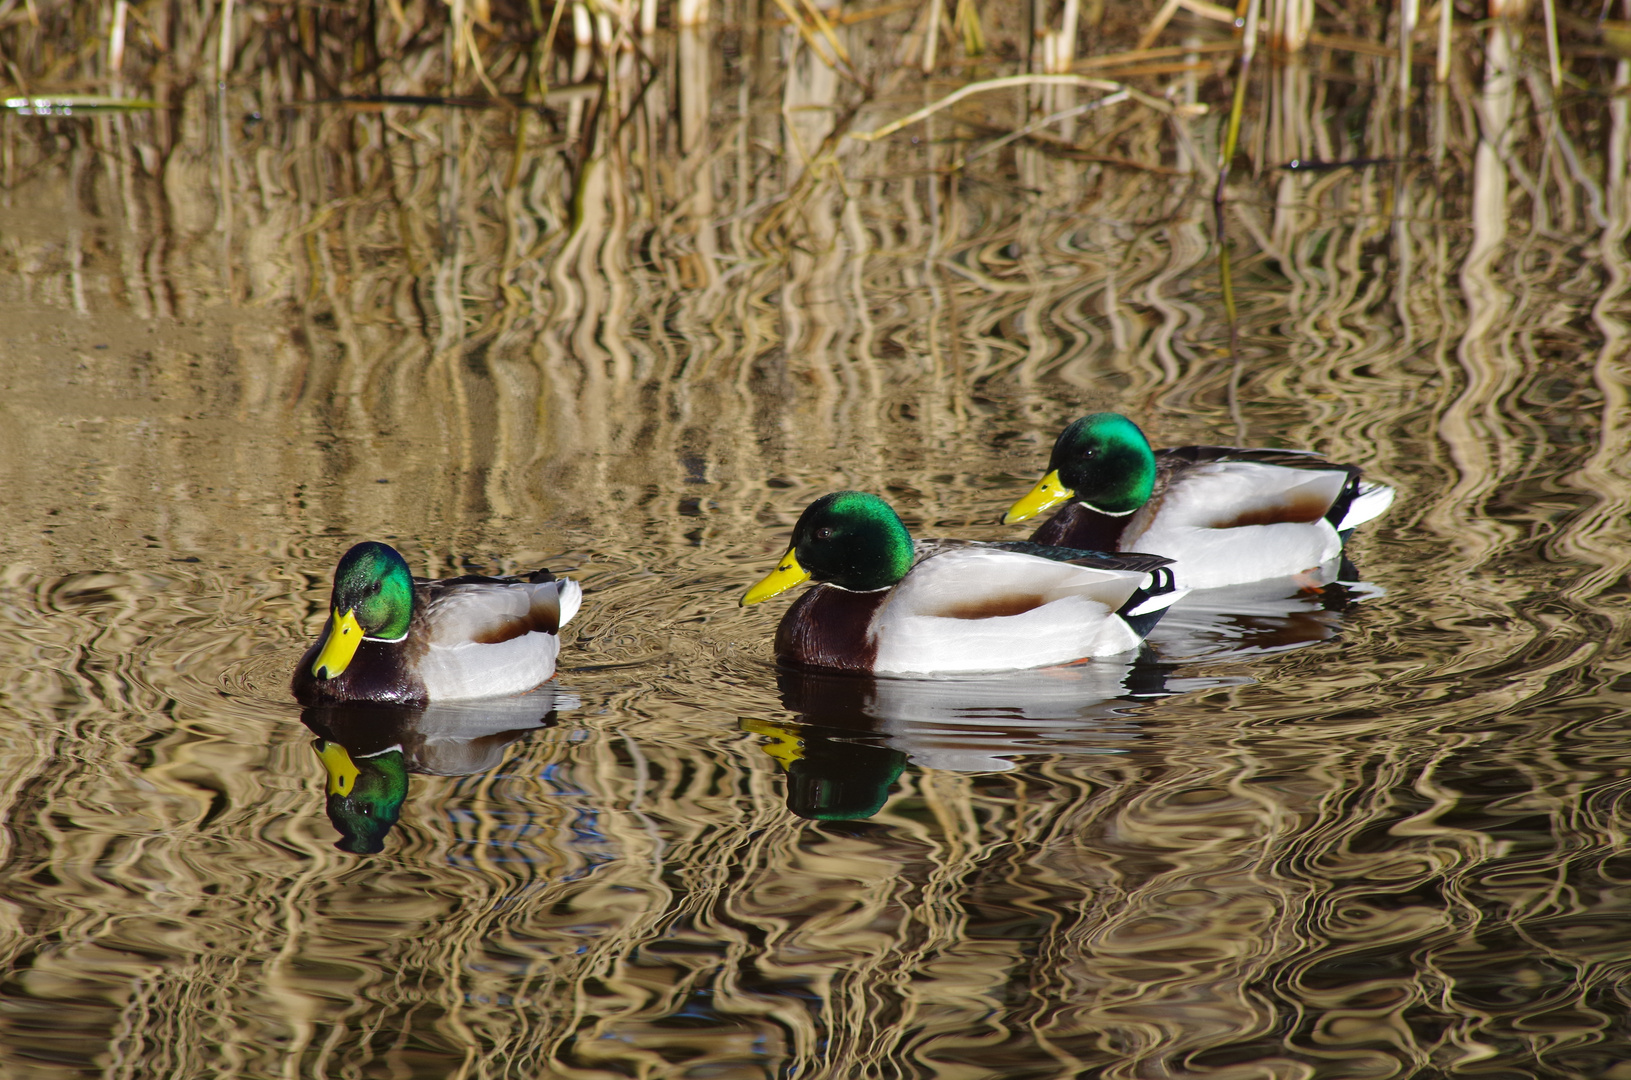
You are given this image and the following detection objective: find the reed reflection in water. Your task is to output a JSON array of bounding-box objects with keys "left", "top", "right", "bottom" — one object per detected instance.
[{"left": 3, "top": 0, "right": 1631, "bottom": 1075}]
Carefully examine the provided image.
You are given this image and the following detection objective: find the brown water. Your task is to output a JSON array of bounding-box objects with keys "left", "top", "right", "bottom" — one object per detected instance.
[{"left": 4, "top": 10, "right": 1631, "bottom": 1078}]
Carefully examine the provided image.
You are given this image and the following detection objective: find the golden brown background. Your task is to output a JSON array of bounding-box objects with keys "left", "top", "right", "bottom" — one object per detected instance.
[{"left": 1, "top": 0, "right": 1630, "bottom": 1075}]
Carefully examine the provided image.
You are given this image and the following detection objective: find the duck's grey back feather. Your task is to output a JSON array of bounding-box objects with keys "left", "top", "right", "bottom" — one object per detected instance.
[{"left": 419, "top": 575, "right": 571, "bottom": 643}]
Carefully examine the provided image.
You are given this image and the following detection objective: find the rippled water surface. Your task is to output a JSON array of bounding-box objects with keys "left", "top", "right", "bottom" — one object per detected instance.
[{"left": 5, "top": 8, "right": 1631, "bottom": 1077}]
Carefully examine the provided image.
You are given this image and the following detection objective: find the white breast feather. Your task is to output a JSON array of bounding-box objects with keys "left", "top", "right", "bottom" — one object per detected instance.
[
  {"left": 1124, "top": 463, "right": 1348, "bottom": 589},
  {"left": 870, "top": 549, "right": 1150, "bottom": 675},
  {"left": 417, "top": 578, "right": 578, "bottom": 700}
]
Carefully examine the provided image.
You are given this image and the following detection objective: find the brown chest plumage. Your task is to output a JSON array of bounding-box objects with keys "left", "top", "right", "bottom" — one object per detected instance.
[
  {"left": 773, "top": 585, "right": 889, "bottom": 673},
  {"left": 1029, "top": 501, "right": 1133, "bottom": 553},
  {"left": 290, "top": 634, "right": 429, "bottom": 706}
]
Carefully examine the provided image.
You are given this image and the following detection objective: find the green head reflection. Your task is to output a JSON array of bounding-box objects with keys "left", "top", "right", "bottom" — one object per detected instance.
[
  {"left": 314, "top": 739, "right": 409, "bottom": 855},
  {"left": 743, "top": 718, "right": 907, "bottom": 822}
]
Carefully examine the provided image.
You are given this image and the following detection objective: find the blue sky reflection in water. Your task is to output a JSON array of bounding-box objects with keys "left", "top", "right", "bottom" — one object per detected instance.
[{"left": 2, "top": 14, "right": 1631, "bottom": 1080}]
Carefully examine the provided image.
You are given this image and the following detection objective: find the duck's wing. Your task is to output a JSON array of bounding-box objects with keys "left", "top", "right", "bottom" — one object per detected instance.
[
  {"left": 418, "top": 574, "right": 580, "bottom": 646},
  {"left": 985, "top": 541, "right": 1173, "bottom": 575},
  {"left": 1158, "top": 445, "right": 1335, "bottom": 469}
]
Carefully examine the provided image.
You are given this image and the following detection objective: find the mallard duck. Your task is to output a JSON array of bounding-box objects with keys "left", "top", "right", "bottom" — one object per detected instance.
[
  {"left": 739, "top": 491, "right": 1184, "bottom": 675},
  {"left": 1003, "top": 413, "right": 1395, "bottom": 590},
  {"left": 291, "top": 541, "right": 581, "bottom": 706}
]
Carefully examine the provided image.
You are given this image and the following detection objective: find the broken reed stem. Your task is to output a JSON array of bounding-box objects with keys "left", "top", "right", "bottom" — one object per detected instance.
[
  {"left": 1215, "top": 0, "right": 1260, "bottom": 366},
  {"left": 1400, "top": 0, "right": 1416, "bottom": 97},
  {"left": 849, "top": 73, "right": 1172, "bottom": 142},
  {"left": 1138, "top": 0, "right": 1182, "bottom": 51},
  {"left": 1214, "top": 0, "right": 1258, "bottom": 203},
  {"left": 1542, "top": 0, "right": 1561, "bottom": 90},
  {"left": 218, "top": 0, "right": 235, "bottom": 88},
  {"left": 922, "top": 0, "right": 942, "bottom": 71},
  {"left": 540, "top": 0, "right": 567, "bottom": 97},
  {"left": 108, "top": 0, "right": 127, "bottom": 94},
  {"left": 1436, "top": 0, "right": 1452, "bottom": 82}
]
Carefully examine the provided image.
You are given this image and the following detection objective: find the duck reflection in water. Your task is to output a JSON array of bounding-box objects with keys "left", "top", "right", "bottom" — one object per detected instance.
[
  {"left": 302, "top": 684, "right": 577, "bottom": 854},
  {"left": 745, "top": 658, "right": 1216, "bottom": 821},
  {"left": 1144, "top": 565, "right": 1382, "bottom": 663}
]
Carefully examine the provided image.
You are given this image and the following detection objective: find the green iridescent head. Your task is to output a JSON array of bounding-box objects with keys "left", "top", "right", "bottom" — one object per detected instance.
[
  {"left": 332, "top": 542, "right": 414, "bottom": 641},
  {"left": 1049, "top": 413, "right": 1157, "bottom": 515},
  {"left": 793, "top": 491, "right": 915, "bottom": 592},
  {"left": 315, "top": 739, "right": 408, "bottom": 855}
]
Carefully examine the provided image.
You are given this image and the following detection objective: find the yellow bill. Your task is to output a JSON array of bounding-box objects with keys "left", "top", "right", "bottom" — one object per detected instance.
[
  {"left": 312, "top": 608, "right": 364, "bottom": 679},
  {"left": 314, "top": 740, "right": 361, "bottom": 797},
  {"left": 741, "top": 547, "right": 811, "bottom": 606},
  {"left": 741, "top": 719, "right": 805, "bottom": 772},
  {"left": 1003, "top": 469, "right": 1075, "bottom": 524}
]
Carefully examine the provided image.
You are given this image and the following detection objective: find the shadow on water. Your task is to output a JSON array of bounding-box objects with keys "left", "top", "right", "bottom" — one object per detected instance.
[{"left": 752, "top": 657, "right": 1227, "bottom": 819}]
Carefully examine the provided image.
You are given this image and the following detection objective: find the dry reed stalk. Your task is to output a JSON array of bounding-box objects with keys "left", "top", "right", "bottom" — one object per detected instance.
[
  {"left": 954, "top": 0, "right": 985, "bottom": 56},
  {"left": 1214, "top": 0, "right": 1261, "bottom": 362},
  {"left": 951, "top": 89, "right": 1129, "bottom": 168},
  {"left": 108, "top": 0, "right": 126, "bottom": 94},
  {"left": 1040, "top": 0, "right": 1079, "bottom": 73},
  {"left": 771, "top": 0, "right": 922, "bottom": 26},
  {"left": 1436, "top": 0, "right": 1452, "bottom": 82},
  {"left": 922, "top": 0, "right": 942, "bottom": 71},
  {"left": 1137, "top": 0, "right": 1233, "bottom": 50},
  {"left": 797, "top": 0, "right": 857, "bottom": 75},
  {"left": 770, "top": 0, "right": 864, "bottom": 87},
  {"left": 1306, "top": 31, "right": 1395, "bottom": 58},
  {"left": 676, "top": 0, "right": 709, "bottom": 27},
  {"left": 1542, "top": 0, "right": 1561, "bottom": 89},
  {"left": 1076, "top": 40, "right": 1238, "bottom": 69},
  {"left": 1266, "top": 0, "right": 1311, "bottom": 52},
  {"left": 217, "top": 0, "right": 234, "bottom": 88}
]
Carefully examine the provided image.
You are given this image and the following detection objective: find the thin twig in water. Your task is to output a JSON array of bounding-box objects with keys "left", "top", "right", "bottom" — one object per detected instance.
[
  {"left": 954, "top": 91, "right": 1129, "bottom": 168},
  {"left": 849, "top": 74, "right": 1172, "bottom": 142},
  {"left": 1074, "top": 40, "right": 1239, "bottom": 69}
]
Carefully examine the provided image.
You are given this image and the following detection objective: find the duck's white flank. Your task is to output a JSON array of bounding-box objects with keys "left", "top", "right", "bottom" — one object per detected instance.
[
  {"left": 867, "top": 548, "right": 1182, "bottom": 675},
  {"left": 417, "top": 577, "right": 581, "bottom": 701},
  {"left": 1123, "top": 461, "right": 1360, "bottom": 590}
]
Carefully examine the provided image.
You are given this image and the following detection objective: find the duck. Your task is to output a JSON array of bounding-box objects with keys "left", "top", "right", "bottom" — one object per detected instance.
[
  {"left": 291, "top": 541, "right": 581, "bottom": 706},
  {"left": 739, "top": 491, "right": 1185, "bottom": 675},
  {"left": 1003, "top": 413, "right": 1395, "bottom": 590}
]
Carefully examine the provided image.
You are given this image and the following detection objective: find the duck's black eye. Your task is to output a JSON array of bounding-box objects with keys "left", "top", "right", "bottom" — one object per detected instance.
[{"left": 814, "top": 527, "right": 835, "bottom": 540}]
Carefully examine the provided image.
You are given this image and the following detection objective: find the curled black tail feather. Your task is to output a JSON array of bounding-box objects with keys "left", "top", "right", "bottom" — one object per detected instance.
[
  {"left": 1322, "top": 467, "right": 1366, "bottom": 532},
  {"left": 1116, "top": 565, "right": 1180, "bottom": 639}
]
